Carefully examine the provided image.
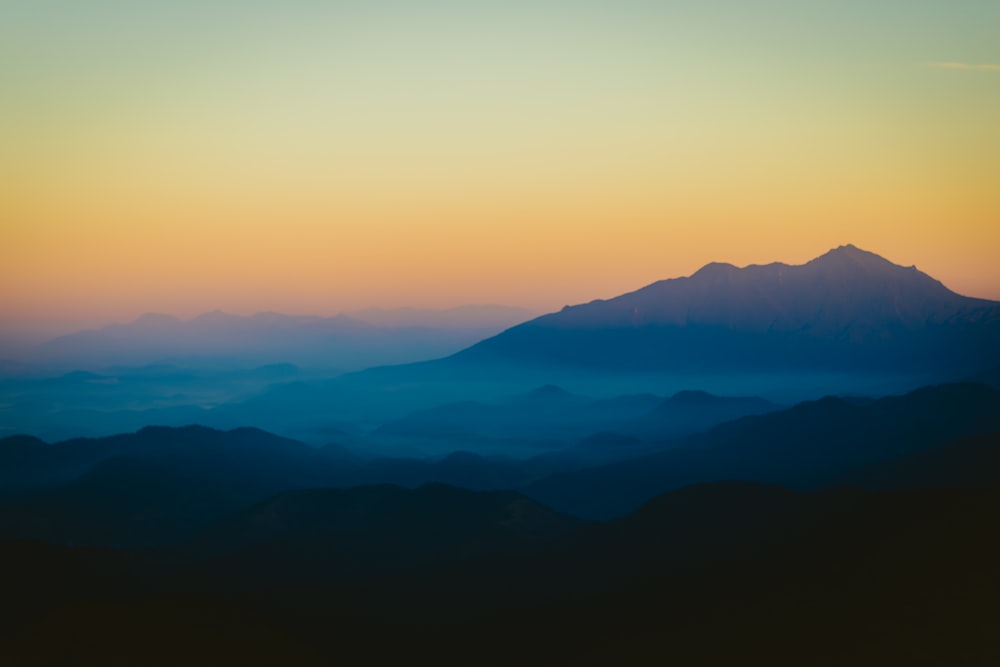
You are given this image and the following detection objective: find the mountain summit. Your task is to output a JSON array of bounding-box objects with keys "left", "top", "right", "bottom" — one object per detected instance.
[{"left": 450, "top": 245, "right": 999, "bottom": 374}]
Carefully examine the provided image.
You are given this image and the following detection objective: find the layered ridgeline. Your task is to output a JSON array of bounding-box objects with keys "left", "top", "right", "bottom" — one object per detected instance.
[
  {"left": 3, "top": 381, "right": 998, "bottom": 544},
  {"left": 3, "top": 386, "right": 1000, "bottom": 664},
  {"left": 446, "top": 245, "right": 1000, "bottom": 374}
]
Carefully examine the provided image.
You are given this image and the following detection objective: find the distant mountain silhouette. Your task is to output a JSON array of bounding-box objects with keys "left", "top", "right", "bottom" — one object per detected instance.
[
  {"left": 3, "top": 381, "right": 998, "bottom": 547},
  {"left": 373, "top": 386, "right": 781, "bottom": 461},
  {"left": 0, "top": 425, "right": 578, "bottom": 548},
  {"left": 526, "top": 382, "right": 1000, "bottom": 518},
  {"left": 374, "top": 385, "right": 665, "bottom": 443},
  {"left": 446, "top": 245, "right": 1000, "bottom": 374},
  {"left": 624, "top": 390, "right": 779, "bottom": 440},
  {"left": 28, "top": 307, "right": 531, "bottom": 372},
  {"left": 0, "top": 425, "right": 346, "bottom": 494}
]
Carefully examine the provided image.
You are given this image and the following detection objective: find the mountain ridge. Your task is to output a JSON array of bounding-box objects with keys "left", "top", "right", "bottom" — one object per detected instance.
[
  {"left": 446, "top": 245, "right": 1000, "bottom": 374},
  {"left": 524, "top": 381, "right": 1000, "bottom": 518}
]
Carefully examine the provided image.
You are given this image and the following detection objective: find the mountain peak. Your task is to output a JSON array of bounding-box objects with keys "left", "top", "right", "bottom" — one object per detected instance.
[
  {"left": 687, "top": 245, "right": 901, "bottom": 283},
  {"left": 668, "top": 390, "right": 718, "bottom": 403},
  {"left": 503, "top": 384, "right": 587, "bottom": 405},
  {"left": 525, "top": 384, "right": 576, "bottom": 399},
  {"left": 692, "top": 262, "right": 739, "bottom": 278},
  {"left": 808, "top": 244, "right": 895, "bottom": 269}
]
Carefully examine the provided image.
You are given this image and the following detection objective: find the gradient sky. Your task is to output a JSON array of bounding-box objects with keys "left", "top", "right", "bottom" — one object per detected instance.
[{"left": 2, "top": 0, "right": 999, "bottom": 336}]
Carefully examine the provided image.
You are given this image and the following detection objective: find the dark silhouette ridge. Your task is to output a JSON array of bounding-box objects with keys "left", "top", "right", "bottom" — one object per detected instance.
[
  {"left": 0, "top": 424, "right": 347, "bottom": 494},
  {"left": 525, "top": 382, "right": 1000, "bottom": 518},
  {"left": 3, "top": 480, "right": 998, "bottom": 666},
  {"left": 374, "top": 385, "right": 774, "bottom": 446},
  {"left": 1, "top": 375, "right": 999, "bottom": 664},
  {"left": 0, "top": 424, "right": 578, "bottom": 547},
  {"left": 2, "top": 381, "right": 997, "bottom": 543},
  {"left": 0, "top": 457, "right": 239, "bottom": 547},
  {"left": 625, "top": 389, "right": 779, "bottom": 440}
]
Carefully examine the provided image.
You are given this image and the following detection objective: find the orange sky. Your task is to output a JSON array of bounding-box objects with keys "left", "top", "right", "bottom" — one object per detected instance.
[{"left": 2, "top": 1, "right": 999, "bottom": 337}]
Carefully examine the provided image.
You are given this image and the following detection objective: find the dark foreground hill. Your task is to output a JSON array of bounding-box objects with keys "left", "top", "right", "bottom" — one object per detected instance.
[{"left": 2, "top": 480, "right": 998, "bottom": 666}]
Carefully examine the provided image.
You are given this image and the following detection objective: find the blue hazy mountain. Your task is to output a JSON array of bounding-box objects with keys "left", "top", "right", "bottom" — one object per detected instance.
[
  {"left": 4, "top": 381, "right": 997, "bottom": 546},
  {"left": 624, "top": 389, "right": 779, "bottom": 439},
  {"left": 10, "top": 245, "right": 993, "bottom": 445},
  {"left": 25, "top": 306, "right": 533, "bottom": 373},
  {"left": 0, "top": 307, "right": 533, "bottom": 440},
  {"left": 375, "top": 385, "right": 647, "bottom": 441},
  {"left": 443, "top": 245, "right": 1000, "bottom": 375},
  {"left": 375, "top": 386, "right": 779, "bottom": 456},
  {"left": 525, "top": 382, "right": 1000, "bottom": 518},
  {"left": 0, "top": 424, "right": 346, "bottom": 494}
]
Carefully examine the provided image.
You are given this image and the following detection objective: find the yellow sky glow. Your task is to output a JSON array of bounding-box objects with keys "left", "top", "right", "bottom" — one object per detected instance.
[{"left": 2, "top": 2, "right": 998, "bottom": 334}]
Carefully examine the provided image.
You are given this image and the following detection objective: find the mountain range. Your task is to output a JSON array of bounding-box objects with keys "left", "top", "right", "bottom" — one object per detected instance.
[
  {"left": 2, "top": 244, "right": 998, "bottom": 665},
  {"left": 375, "top": 385, "right": 779, "bottom": 452},
  {"left": 4, "top": 245, "right": 999, "bottom": 446},
  {"left": 21, "top": 305, "right": 533, "bottom": 373},
  {"left": 527, "top": 381, "right": 1000, "bottom": 518},
  {"left": 444, "top": 245, "right": 1000, "bottom": 374},
  {"left": 3, "top": 381, "right": 998, "bottom": 540}
]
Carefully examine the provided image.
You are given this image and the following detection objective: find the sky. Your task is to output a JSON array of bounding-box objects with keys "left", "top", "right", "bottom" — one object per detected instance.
[{"left": 2, "top": 0, "right": 999, "bottom": 337}]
